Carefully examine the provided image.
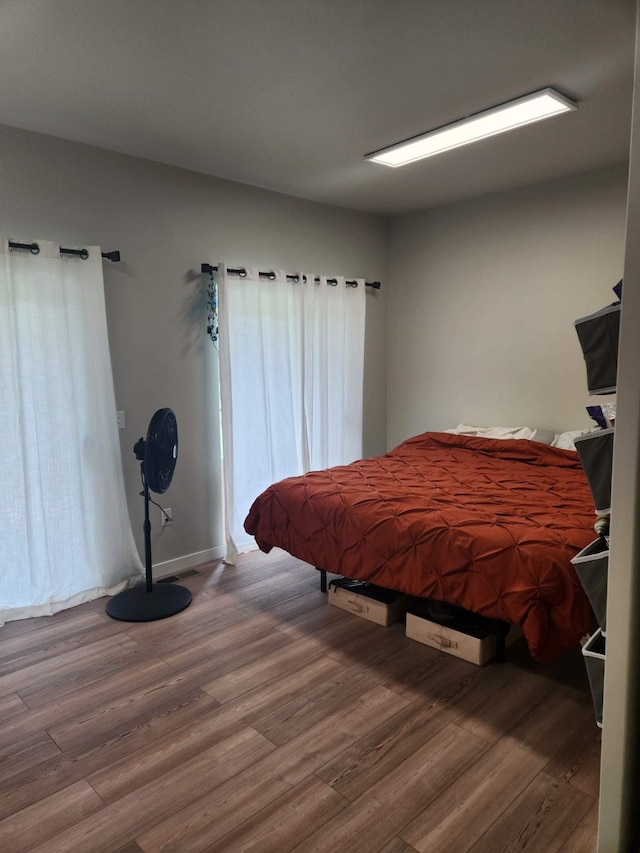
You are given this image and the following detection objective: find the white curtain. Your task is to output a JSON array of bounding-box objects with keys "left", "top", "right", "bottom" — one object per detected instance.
[
  {"left": 218, "top": 264, "right": 366, "bottom": 562},
  {"left": 0, "top": 237, "right": 142, "bottom": 625}
]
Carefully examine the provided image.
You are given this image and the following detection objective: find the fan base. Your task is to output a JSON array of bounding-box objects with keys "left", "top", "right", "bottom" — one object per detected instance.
[{"left": 106, "top": 582, "right": 192, "bottom": 622}]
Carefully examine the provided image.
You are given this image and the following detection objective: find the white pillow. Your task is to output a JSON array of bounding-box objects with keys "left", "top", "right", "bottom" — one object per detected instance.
[
  {"left": 551, "top": 429, "right": 594, "bottom": 451},
  {"left": 529, "top": 428, "right": 556, "bottom": 445},
  {"left": 446, "top": 424, "right": 535, "bottom": 440}
]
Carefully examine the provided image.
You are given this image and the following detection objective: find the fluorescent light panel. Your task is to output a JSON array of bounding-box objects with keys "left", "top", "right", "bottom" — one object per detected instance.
[{"left": 366, "top": 88, "right": 576, "bottom": 167}]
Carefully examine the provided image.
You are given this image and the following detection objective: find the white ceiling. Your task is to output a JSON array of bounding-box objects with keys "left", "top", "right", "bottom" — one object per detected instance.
[{"left": 0, "top": 0, "right": 635, "bottom": 215}]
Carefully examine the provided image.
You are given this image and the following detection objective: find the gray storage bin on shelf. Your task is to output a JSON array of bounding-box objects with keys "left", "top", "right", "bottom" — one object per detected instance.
[
  {"left": 582, "top": 629, "right": 606, "bottom": 728},
  {"left": 571, "top": 537, "right": 609, "bottom": 633},
  {"left": 574, "top": 428, "right": 614, "bottom": 516},
  {"left": 574, "top": 302, "right": 620, "bottom": 395}
]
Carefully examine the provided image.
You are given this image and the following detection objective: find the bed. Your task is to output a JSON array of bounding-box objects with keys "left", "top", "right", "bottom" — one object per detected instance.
[{"left": 244, "top": 431, "right": 596, "bottom": 662}]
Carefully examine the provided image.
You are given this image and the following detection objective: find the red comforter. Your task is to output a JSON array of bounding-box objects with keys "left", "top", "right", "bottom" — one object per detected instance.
[{"left": 244, "top": 432, "right": 596, "bottom": 661}]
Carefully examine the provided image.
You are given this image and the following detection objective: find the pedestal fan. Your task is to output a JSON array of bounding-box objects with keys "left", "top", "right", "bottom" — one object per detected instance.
[{"left": 106, "top": 407, "right": 192, "bottom": 621}]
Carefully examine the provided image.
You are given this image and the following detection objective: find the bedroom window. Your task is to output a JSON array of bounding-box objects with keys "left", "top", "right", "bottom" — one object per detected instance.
[
  {"left": 215, "top": 264, "right": 366, "bottom": 563},
  {"left": 0, "top": 237, "right": 141, "bottom": 625}
]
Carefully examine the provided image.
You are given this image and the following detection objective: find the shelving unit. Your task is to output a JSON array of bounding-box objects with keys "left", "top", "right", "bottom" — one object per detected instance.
[{"left": 572, "top": 288, "right": 621, "bottom": 727}]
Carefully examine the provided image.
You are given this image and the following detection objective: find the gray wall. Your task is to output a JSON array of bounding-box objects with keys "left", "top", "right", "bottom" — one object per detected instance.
[
  {"left": 387, "top": 166, "right": 628, "bottom": 448},
  {"left": 0, "top": 123, "right": 388, "bottom": 569}
]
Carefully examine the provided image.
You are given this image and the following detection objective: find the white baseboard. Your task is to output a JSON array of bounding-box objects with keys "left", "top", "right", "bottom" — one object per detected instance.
[{"left": 153, "top": 546, "right": 226, "bottom": 579}]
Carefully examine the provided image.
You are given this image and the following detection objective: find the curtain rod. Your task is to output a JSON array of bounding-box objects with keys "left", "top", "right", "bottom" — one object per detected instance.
[
  {"left": 201, "top": 263, "right": 381, "bottom": 290},
  {"left": 8, "top": 241, "right": 120, "bottom": 262}
]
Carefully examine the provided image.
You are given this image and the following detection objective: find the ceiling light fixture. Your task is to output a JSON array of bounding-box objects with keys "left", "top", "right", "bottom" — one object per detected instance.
[{"left": 365, "top": 88, "right": 577, "bottom": 168}]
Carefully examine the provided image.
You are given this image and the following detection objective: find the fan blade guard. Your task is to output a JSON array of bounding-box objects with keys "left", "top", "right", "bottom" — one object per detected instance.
[{"left": 144, "top": 407, "right": 178, "bottom": 494}]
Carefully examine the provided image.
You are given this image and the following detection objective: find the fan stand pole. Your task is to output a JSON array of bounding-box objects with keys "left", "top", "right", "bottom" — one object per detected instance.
[
  {"left": 105, "top": 466, "right": 192, "bottom": 622},
  {"left": 143, "top": 476, "right": 153, "bottom": 593}
]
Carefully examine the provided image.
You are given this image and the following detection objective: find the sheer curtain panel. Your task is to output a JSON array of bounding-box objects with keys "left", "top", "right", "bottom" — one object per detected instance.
[
  {"left": 218, "top": 264, "right": 366, "bottom": 562},
  {"left": 0, "top": 238, "right": 142, "bottom": 625}
]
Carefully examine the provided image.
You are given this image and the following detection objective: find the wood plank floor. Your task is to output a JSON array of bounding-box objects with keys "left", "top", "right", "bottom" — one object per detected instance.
[{"left": 0, "top": 550, "right": 601, "bottom": 853}]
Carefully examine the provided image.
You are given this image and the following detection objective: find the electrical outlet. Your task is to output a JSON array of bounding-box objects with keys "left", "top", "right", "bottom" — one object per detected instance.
[{"left": 161, "top": 507, "right": 173, "bottom": 527}]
